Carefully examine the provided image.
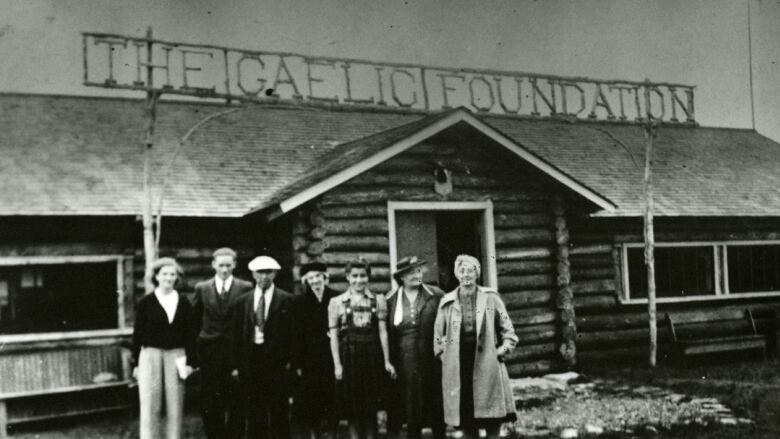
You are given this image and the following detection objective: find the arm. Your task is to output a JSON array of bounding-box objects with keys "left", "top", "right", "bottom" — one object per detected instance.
[
  {"left": 433, "top": 302, "right": 446, "bottom": 358},
  {"left": 290, "top": 294, "right": 305, "bottom": 372},
  {"left": 229, "top": 299, "right": 242, "bottom": 378},
  {"left": 376, "top": 295, "right": 396, "bottom": 378},
  {"left": 131, "top": 298, "right": 145, "bottom": 369},
  {"left": 191, "top": 285, "right": 204, "bottom": 342},
  {"left": 327, "top": 298, "right": 343, "bottom": 380},
  {"left": 378, "top": 320, "right": 396, "bottom": 378},
  {"left": 493, "top": 294, "right": 518, "bottom": 357},
  {"left": 132, "top": 300, "right": 146, "bottom": 380},
  {"left": 184, "top": 299, "right": 198, "bottom": 367}
]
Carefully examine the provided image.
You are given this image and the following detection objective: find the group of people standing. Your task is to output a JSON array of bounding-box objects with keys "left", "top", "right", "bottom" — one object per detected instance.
[{"left": 131, "top": 248, "right": 518, "bottom": 439}]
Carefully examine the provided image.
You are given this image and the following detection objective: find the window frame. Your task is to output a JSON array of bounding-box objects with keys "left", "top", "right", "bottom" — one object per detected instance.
[
  {"left": 620, "top": 240, "right": 780, "bottom": 304},
  {"left": 0, "top": 254, "right": 130, "bottom": 343}
]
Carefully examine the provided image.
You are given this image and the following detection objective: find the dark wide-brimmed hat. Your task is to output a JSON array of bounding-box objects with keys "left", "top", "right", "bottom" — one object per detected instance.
[
  {"left": 392, "top": 256, "right": 427, "bottom": 282},
  {"left": 300, "top": 261, "right": 327, "bottom": 278}
]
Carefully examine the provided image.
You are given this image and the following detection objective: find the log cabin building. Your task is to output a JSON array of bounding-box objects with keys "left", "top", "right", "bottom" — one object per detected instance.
[{"left": 1, "top": 91, "right": 780, "bottom": 427}]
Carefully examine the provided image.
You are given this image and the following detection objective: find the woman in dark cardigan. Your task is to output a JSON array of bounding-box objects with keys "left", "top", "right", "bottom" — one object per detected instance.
[
  {"left": 386, "top": 256, "right": 445, "bottom": 439},
  {"left": 294, "top": 262, "right": 340, "bottom": 439},
  {"left": 132, "top": 257, "right": 197, "bottom": 439}
]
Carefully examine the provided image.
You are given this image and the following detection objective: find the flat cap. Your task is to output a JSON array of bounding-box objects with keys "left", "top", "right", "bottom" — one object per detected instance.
[{"left": 248, "top": 255, "right": 281, "bottom": 271}]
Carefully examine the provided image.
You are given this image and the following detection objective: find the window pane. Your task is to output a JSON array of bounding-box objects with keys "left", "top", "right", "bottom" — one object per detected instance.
[
  {"left": 0, "top": 262, "right": 118, "bottom": 334},
  {"left": 728, "top": 245, "right": 780, "bottom": 293},
  {"left": 627, "top": 246, "right": 715, "bottom": 299}
]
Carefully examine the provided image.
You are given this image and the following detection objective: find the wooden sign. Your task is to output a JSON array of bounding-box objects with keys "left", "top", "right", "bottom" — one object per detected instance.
[{"left": 83, "top": 32, "right": 695, "bottom": 123}]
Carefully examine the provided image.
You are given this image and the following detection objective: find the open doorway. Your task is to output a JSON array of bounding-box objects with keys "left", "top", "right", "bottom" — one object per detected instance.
[
  {"left": 434, "top": 212, "right": 482, "bottom": 290},
  {"left": 389, "top": 201, "right": 496, "bottom": 291}
]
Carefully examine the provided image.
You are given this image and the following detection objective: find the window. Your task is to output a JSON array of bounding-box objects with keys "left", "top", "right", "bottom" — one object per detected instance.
[
  {"left": 622, "top": 242, "right": 780, "bottom": 302},
  {"left": 727, "top": 244, "right": 780, "bottom": 293},
  {"left": 627, "top": 246, "right": 715, "bottom": 299},
  {"left": 0, "top": 257, "right": 123, "bottom": 335}
]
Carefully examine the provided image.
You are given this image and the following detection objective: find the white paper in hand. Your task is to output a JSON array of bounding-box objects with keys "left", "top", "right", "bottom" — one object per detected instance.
[{"left": 175, "top": 355, "right": 192, "bottom": 380}]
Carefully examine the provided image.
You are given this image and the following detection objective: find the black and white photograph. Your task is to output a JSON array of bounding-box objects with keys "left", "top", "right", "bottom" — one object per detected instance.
[{"left": 1, "top": 1, "right": 780, "bottom": 438}]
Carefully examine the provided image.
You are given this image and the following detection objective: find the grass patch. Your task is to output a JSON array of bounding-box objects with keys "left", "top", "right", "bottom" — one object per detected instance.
[{"left": 582, "top": 357, "right": 780, "bottom": 437}]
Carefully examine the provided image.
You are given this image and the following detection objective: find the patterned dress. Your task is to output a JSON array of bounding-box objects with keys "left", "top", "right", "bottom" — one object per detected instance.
[{"left": 328, "top": 290, "right": 388, "bottom": 421}]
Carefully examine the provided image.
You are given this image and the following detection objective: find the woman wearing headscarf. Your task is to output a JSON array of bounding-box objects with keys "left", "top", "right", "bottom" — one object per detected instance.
[
  {"left": 132, "top": 257, "right": 196, "bottom": 439},
  {"left": 294, "top": 262, "right": 340, "bottom": 439},
  {"left": 433, "top": 254, "right": 518, "bottom": 439},
  {"left": 386, "top": 256, "right": 445, "bottom": 439}
]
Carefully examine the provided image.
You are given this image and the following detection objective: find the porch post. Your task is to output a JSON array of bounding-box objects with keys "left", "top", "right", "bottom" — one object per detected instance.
[{"left": 553, "top": 193, "right": 577, "bottom": 368}]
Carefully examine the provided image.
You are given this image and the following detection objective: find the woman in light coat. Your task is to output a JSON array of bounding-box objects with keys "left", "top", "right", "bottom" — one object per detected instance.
[{"left": 433, "top": 254, "right": 518, "bottom": 439}]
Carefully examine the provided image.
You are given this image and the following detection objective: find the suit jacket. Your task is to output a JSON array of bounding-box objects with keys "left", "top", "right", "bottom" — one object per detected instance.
[
  {"left": 193, "top": 277, "right": 253, "bottom": 342},
  {"left": 230, "top": 285, "right": 295, "bottom": 379}
]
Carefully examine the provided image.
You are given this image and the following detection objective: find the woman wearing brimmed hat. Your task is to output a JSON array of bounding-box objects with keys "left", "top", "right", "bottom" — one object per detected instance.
[
  {"left": 294, "top": 262, "right": 340, "bottom": 439},
  {"left": 386, "top": 256, "right": 445, "bottom": 439},
  {"left": 433, "top": 254, "right": 518, "bottom": 439}
]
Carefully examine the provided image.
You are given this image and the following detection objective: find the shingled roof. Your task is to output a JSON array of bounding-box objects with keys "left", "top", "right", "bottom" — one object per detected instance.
[{"left": 2, "top": 93, "right": 779, "bottom": 218}]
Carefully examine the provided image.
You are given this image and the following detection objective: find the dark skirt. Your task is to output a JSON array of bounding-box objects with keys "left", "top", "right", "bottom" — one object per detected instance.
[
  {"left": 337, "top": 327, "right": 384, "bottom": 421},
  {"left": 459, "top": 331, "right": 515, "bottom": 429},
  {"left": 297, "top": 341, "right": 336, "bottom": 424},
  {"left": 396, "top": 327, "right": 424, "bottom": 427}
]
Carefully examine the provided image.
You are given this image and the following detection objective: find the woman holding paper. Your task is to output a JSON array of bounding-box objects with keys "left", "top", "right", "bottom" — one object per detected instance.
[{"left": 132, "top": 257, "right": 196, "bottom": 439}]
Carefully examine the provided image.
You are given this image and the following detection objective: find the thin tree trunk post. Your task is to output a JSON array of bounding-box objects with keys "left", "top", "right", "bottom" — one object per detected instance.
[
  {"left": 142, "top": 26, "right": 158, "bottom": 294},
  {"left": 552, "top": 193, "right": 576, "bottom": 368},
  {"left": 643, "top": 88, "right": 658, "bottom": 367}
]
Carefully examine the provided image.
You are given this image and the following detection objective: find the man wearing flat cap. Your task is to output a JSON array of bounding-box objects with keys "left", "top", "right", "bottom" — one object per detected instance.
[
  {"left": 231, "top": 255, "right": 295, "bottom": 439},
  {"left": 293, "top": 262, "right": 340, "bottom": 439}
]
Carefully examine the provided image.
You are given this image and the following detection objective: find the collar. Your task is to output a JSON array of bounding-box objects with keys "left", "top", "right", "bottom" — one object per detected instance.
[
  {"left": 340, "top": 289, "right": 374, "bottom": 302},
  {"left": 215, "top": 275, "right": 233, "bottom": 288},
  {"left": 440, "top": 285, "right": 490, "bottom": 306},
  {"left": 254, "top": 283, "right": 275, "bottom": 296},
  {"left": 388, "top": 284, "right": 433, "bottom": 299}
]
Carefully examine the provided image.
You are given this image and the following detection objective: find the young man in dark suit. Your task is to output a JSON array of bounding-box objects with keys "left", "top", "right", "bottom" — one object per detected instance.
[
  {"left": 231, "top": 255, "right": 295, "bottom": 439},
  {"left": 192, "top": 247, "right": 253, "bottom": 439}
]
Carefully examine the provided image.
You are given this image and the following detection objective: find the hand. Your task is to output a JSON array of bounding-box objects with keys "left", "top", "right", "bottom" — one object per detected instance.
[
  {"left": 496, "top": 346, "right": 507, "bottom": 362},
  {"left": 334, "top": 364, "right": 343, "bottom": 381},
  {"left": 385, "top": 361, "right": 397, "bottom": 380},
  {"left": 132, "top": 367, "right": 138, "bottom": 381},
  {"left": 296, "top": 368, "right": 303, "bottom": 377},
  {"left": 231, "top": 369, "right": 239, "bottom": 380}
]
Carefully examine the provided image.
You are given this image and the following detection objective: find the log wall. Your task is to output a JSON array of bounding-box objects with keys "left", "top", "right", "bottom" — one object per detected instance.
[
  {"left": 290, "top": 136, "right": 567, "bottom": 376},
  {"left": 569, "top": 216, "right": 780, "bottom": 366}
]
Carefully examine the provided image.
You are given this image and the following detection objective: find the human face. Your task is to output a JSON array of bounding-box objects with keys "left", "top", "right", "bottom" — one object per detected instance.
[
  {"left": 455, "top": 263, "right": 479, "bottom": 287},
  {"left": 253, "top": 269, "right": 276, "bottom": 290},
  {"left": 401, "top": 266, "right": 424, "bottom": 288},
  {"left": 212, "top": 255, "right": 236, "bottom": 280},
  {"left": 156, "top": 265, "right": 178, "bottom": 291},
  {"left": 306, "top": 272, "right": 326, "bottom": 294},
  {"left": 347, "top": 268, "right": 369, "bottom": 293}
]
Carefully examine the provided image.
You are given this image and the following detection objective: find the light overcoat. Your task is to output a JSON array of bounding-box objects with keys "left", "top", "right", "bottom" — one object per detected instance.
[{"left": 433, "top": 286, "right": 518, "bottom": 427}]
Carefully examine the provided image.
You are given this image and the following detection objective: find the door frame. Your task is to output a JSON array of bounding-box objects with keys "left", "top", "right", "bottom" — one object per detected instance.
[{"left": 387, "top": 201, "right": 497, "bottom": 290}]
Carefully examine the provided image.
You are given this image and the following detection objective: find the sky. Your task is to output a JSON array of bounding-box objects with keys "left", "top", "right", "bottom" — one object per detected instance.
[{"left": 1, "top": 0, "right": 779, "bottom": 140}]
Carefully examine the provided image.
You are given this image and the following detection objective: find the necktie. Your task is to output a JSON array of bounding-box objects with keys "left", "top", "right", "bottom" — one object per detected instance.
[
  {"left": 221, "top": 281, "right": 228, "bottom": 296},
  {"left": 255, "top": 290, "right": 265, "bottom": 330}
]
